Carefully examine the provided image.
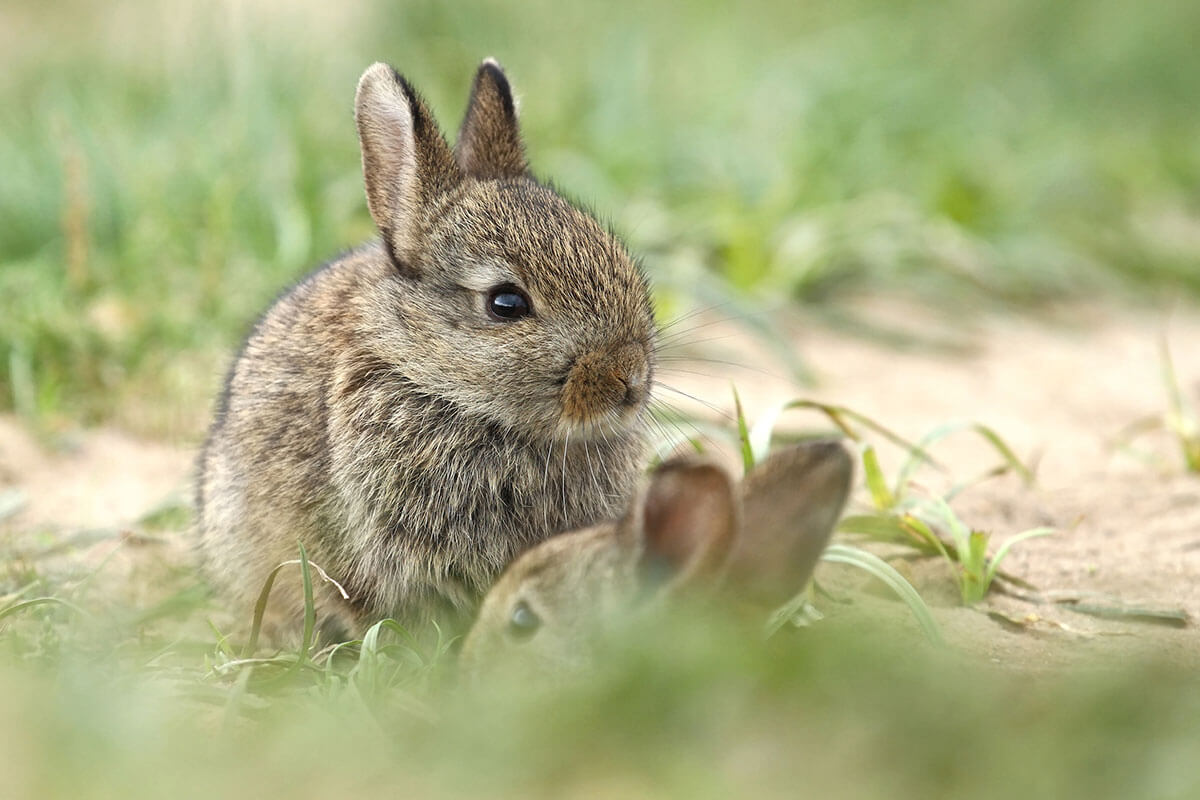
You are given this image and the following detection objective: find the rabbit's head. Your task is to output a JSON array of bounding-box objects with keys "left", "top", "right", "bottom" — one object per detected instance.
[
  {"left": 459, "top": 440, "right": 854, "bottom": 678},
  {"left": 354, "top": 60, "right": 654, "bottom": 441}
]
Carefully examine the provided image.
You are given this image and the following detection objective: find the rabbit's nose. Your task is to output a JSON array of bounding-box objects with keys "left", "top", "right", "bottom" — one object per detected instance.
[
  {"left": 619, "top": 361, "right": 649, "bottom": 408},
  {"left": 608, "top": 341, "right": 650, "bottom": 409}
]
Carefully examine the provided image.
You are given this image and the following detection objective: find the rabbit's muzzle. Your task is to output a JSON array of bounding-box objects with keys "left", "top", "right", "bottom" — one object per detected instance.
[{"left": 561, "top": 341, "right": 651, "bottom": 432}]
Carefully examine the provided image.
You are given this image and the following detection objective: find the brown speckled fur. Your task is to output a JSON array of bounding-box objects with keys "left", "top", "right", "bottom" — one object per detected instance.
[{"left": 197, "top": 60, "right": 655, "bottom": 639}]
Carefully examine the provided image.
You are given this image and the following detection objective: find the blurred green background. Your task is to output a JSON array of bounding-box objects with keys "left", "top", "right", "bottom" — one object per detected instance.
[
  {"left": 3, "top": 3, "right": 1200, "bottom": 797},
  {"left": 2, "top": 0, "right": 1198, "bottom": 434}
]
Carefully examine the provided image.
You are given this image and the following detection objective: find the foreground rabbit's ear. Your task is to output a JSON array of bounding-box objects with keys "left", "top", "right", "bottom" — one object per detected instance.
[
  {"left": 729, "top": 440, "right": 853, "bottom": 607},
  {"left": 455, "top": 59, "right": 528, "bottom": 179},
  {"left": 355, "top": 63, "right": 459, "bottom": 275},
  {"left": 631, "top": 460, "right": 738, "bottom": 589}
]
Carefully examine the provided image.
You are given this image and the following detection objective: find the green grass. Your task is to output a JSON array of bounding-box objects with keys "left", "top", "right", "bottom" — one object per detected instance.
[
  {"left": 3, "top": 0, "right": 1200, "bottom": 431},
  {"left": 1160, "top": 337, "right": 1200, "bottom": 472},
  {"left": 832, "top": 417, "right": 1052, "bottom": 605},
  {"left": 2, "top": 552, "right": 1199, "bottom": 800}
]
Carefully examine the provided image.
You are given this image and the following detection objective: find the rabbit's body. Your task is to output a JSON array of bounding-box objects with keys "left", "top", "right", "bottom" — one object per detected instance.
[{"left": 198, "top": 61, "right": 655, "bottom": 636}]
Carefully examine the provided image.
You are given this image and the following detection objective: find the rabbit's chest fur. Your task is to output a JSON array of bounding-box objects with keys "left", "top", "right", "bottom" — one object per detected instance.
[{"left": 326, "top": 366, "right": 640, "bottom": 617}]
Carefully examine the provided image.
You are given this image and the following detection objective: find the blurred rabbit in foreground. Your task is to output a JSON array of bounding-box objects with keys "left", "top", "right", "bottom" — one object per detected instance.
[{"left": 460, "top": 440, "right": 853, "bottom": 678}]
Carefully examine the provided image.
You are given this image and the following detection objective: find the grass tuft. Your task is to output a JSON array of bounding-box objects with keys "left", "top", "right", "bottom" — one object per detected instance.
[{"left": 837, "top": 420, "right": 1051, "bottom": 604}]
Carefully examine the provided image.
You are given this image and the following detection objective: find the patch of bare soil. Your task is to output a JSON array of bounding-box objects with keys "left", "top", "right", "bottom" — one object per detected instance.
[
  {"left": 0, "top": 422, "right": 191, "bottom": 530},
  {"left": 668, "top": 301, "right": 1200, "bottom": 670},
  {"left": 0, "top": 419, "right": 195, "bottom": 610},
  {"left": 2, "top": 302, "right": 1198, "bottom": 669}
]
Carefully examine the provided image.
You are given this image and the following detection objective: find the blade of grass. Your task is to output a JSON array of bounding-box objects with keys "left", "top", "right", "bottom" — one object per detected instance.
[
  {"left": 1160, "top": 334, "right": 1200, "bottom": 472},
  {"left": 837, "top": 513, "right": 913, "bottom": 541},
  {"left": 241, "top": 552, "right": 350, "bottom": 658},
  {"left": 898, "top": 513, "right": 952, "bottom": 561},
  {"left": 749, "top": 398, "right": 941, "bottom": 472},
  {"left": 297, "top": 541, "right": 316, "bottom": 663},
  {"left": 765, "top": 592, "right": 825, "bottom": 637},
  {"left": 821, "top": 543, "right": 944, "bottom": 645},
  {"left": 961, "top": 530, "right": 990, "bottom": 604},
  {"left": 922, "top": 496, "right": 972, "bottom": 559},
  {"left": 860, "top": 444, "right": 896, "bottom": 510},
  {"left": 983, "top": 527, "right": 1055, "bottom": 588},
  {"left": 893, "top": 420, "right": 1033, "bottom": 499},
  {"left": 732, "top": 385, "right": 756, "bottom": 473},
  {"left": 0, "top": 596, "right": 89, "bottom": 624}
]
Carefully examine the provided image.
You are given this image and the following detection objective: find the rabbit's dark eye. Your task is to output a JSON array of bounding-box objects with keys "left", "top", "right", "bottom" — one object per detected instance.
[
  {"left": 486, "top": 284, "right": 532, "bottom": 322},
  {"left": 507, "top": 600, "right": 541, "bottom": 641}
]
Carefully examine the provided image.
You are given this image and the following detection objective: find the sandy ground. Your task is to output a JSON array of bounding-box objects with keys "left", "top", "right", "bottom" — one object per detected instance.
[
  {"left": 667, "top": 300, "right": 1200, "bottom": 669},
  {"left": 2, "top": 301, "right": 1198, "bottom": 669}
]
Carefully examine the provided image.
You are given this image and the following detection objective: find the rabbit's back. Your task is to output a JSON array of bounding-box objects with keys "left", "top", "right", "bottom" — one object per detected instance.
[{"left": 197, "top": 245, "right": 375, "bottom": 633}]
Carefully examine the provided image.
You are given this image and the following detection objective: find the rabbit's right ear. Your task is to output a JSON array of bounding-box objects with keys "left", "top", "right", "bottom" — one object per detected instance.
[
  {"left": 355, "top": 63, "right": 459, "bottom": 276},
  {"left": 628, "top": 459, "right": 738, "bottom": 591},
  {"left": 455, "top": 59, "right": 528, "bottom": 179},
  {"left": 728, "top": 440, "right": 853, "bottom": 607}
]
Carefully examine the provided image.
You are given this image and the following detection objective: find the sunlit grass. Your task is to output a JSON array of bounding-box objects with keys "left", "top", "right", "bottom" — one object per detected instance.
[
  {"left": 1160, "top": 337, "right": 1200, "bottom": 473},
  {"left": 1111, "top": 334, "right": 1200, "bottom": 474},
  {"left": 839, "top": 421, "right": 1051, "bottom": 605}
]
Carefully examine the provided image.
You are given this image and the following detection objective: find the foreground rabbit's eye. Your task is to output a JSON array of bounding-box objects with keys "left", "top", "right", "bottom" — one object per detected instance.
[
  {"left": 507, "top": 600, "right": 541, "bottom": 641},
  {"left": 486, "top": 284, "right": 532, "bottom": 321}
]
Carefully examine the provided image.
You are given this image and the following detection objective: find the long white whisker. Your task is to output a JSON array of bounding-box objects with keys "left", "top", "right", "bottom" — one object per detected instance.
[
  {"left": 560, "top": 430, "right": 571, "bottom": 529},
  {"left": 542, "top": 435, "right": 554, "bottom": 534},
  {"left": 655, "top": 302, "right": 730, "bottom": 334},
  {"left": 583, "top": 437, "right": 602, "bottom": 498},
  {"left": 645, "top": 412, "right": 688, "bottom": 459},
  {"left": 650, "top": 399, "right": 726, "bottom": 454},
  {"left": 652, "top": 354, "right": 781, "bottom": 379},
  {"left": 655, "top": 382, "right": 733, "bottom": 421}
]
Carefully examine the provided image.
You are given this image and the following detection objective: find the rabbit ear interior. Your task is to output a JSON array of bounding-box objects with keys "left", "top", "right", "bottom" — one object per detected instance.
[
  {"left": 455, "top": 58, "right": 528, "bottom": 179},
  {"left": 355, "top": 63, "right": 459, "bottom": 275},
  {"left": 728, "top": 440, "right": 853, "bottom": 607},
  {"left": 635, "top": 460, "right": 738, "bottom": 591}
]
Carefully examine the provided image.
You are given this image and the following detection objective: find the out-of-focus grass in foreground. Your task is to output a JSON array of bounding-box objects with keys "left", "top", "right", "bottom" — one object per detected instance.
[
  {"left": 2, "top": 0, "right": 1199, "bottom": 431},
  {"left": 2, "top": 578, "right": 1199, "bottom": 800}
]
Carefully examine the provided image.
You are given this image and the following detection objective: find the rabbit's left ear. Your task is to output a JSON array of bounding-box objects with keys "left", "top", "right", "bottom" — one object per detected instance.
[
  {"left": 626, "top": 459, "right": 738, "bottom": 590},
  {"left": 455, "top": 58, "right": 528, "bottom": 179}
]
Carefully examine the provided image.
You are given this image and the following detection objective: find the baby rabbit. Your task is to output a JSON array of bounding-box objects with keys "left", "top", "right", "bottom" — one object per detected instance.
[
  {"left": 460, "top": 440, "right": 853, "bottom": 678},
  {"left": 197, "top": 60, "right": 656, "bottom": 639}
]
